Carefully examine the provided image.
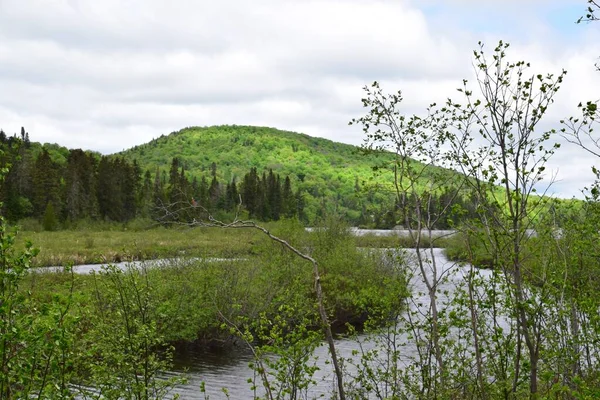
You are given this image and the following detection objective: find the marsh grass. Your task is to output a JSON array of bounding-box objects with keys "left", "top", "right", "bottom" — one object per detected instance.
[
  {"left": 354, "top": 232, "right": 454, "bottom": 249},
  {"left": 15, "top": 226, "right": 270, "bottom": 267}
]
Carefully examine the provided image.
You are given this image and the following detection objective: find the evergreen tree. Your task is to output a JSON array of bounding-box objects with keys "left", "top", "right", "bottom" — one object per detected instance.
[
  {"left": 241, "top": 167, "right": 260, "bottom": 217},
  {"left": 167, "top": 158, "right": 188, "bottom": 216},
  {"left": 119, "top": 158, "right": 138, "bottom": 221},
  {"left": 259, "top": 172, "right": 269, "bottom": 220},
  {"left": 208, "top": 176, "right": 221, "bottom": 210},
  {"left": 266, "top": 169, "right": 282, "bottom": 220},
  {"left": 42, "top": 201, "right": 59, "bottom": 231},
  {"left": 96, "top": 156, "right": 116, "bottom": 220},
  {"left": 151, "top": 167, "right": 167, "bottom": 219},
  {"left": 138, "top": 169, "right": 153, "bottom": 218},
  {"left": 295, "top": 189, "right": 306, "bottom": 224},
  {"left": 0, "top": 137, "right": 33, "bottom": 221},
  {"left": 282, "top": 176, "right": 296, "bottom": 218},
  {"left": 64, "top": 149, "right": 98, "bottom": 221},
  {"left": 31, "top": 149, "right": 62, "bottom": 218},
  {"left": 225, "top": 177, "right": 239, "bottom": 211},
  {"left": 198, "top": 176, "right": 210, "bottom": 210}
]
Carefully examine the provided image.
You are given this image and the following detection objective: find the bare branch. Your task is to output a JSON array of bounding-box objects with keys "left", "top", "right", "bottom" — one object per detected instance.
[{"left": 154, "top": 196, "right": 347, "bottom": 400}]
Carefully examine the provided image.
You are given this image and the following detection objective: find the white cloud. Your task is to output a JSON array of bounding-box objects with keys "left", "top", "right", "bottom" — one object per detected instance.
[{"left": 0, "top": 0, "right": 598, "bottom": 197}]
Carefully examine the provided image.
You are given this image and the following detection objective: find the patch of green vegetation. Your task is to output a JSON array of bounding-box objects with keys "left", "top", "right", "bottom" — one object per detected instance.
[
  {"left": 354, "top": 232, "right": 455, "bottom": 249},
  {"left": 25, "top": 219, "right": 407, "bottom": 344},
  {"left": 16, "top": 225, "right": 268, "bottom": 267}
]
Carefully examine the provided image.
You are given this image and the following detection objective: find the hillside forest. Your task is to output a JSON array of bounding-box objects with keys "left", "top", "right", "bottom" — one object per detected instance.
[{"left": 0, "top": 125, "right": 481, "bottom": 230}]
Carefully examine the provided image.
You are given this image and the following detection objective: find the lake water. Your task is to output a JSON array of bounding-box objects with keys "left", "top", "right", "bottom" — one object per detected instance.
[
  {"left": 306, "top": 227, "right": 457, "bottom": 238},
  {"left": 38, "top": 257, "right": 245, "bottom": 274}
]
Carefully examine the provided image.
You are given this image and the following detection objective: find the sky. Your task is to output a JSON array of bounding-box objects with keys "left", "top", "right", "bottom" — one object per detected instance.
[{"left": 0, "top": 0, "right": 599, "bottom": 197}]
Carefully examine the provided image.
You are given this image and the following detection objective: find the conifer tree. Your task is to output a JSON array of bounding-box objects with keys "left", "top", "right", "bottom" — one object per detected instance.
[
  {"left": 282, "top": 176, "right": 296, "bottom": 218},
  {"left": 64, "top": 149, "right": 98, "bottom": 221},
  {"left": 151, "top": 167, "right": 167, "bottom": 219},
  {"left": 241, "top": 167, "right": 260, "bottom": 217},
  {"left": 42, "top": 201, "right": 59, "bottom": 231},
  {"left": 208, "top": 176, "right": 221, "bottom": 210},
  {"left": 31, "top": 149, "right": 62, "bottom": 219}
]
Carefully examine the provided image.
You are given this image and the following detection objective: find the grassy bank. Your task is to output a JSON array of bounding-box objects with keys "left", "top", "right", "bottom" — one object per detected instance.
[
  {"left": 15, "top": 226, "right": 269, "bottom": 267},
  {"left": 16, "top": 225, "right": 457, "bottom": 267}
]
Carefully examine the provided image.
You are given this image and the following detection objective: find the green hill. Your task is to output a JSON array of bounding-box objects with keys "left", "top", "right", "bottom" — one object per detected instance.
[
  {"left": 117, "top": 125, "right": 405, "bottom": 224},
  {"left": 1, "top": 125, "right": 576, "bottom": 228}
]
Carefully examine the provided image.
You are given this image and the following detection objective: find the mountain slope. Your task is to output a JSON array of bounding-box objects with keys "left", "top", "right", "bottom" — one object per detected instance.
[{"left": 118, "top": 125, "right": 406, "bottom": 223}]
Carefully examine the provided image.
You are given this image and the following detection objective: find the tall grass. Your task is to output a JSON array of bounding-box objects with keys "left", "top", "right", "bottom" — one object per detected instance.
[{"left": 15, "top": 226, "right": 269, "bottom": 267}]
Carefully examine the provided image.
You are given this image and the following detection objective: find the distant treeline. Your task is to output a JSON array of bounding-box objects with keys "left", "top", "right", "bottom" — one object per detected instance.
[
  {"left": 0, "top": 127, "right": 509, "bottom": 230},
  {"left": 0, "top": 129, "right": 305, "bottom": 229}
]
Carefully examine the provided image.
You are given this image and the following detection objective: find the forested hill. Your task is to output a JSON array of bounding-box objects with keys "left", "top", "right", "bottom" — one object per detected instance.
[
  {"left": 117, "top": 125, "right": 401, "bottom": 223},
  {"left": 0, "top": 125, "right": 474, "bottom": 228}
]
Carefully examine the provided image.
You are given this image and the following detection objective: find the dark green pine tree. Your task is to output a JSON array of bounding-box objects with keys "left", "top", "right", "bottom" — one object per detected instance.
[
  {"left": 118, "top": 157, "right": 138, "bottom": 221},
  {"left": 266, "top": 169, "right": 282, "bottom": 220},
  {"left": 198, "top": 176, "right": 210, "bottom": 210},
  {"left": 258, "top": 172, "right": 269, "bottom": 221},
  {"left": 63, "top": 149, "right": 98, "bottom": 221},
  {"left": 42, "top": 201, "right": 59, "bottom": 231},
  {"left": 281, "top": 176, "right": 296, "bottom": 218},
  {"left": 0, "top": 136, "right": 33, "bottom": 221},
  {"left": 225, "top": 177, "right": 239, "bottom": 211},
  {"left": 31, "top": 149, "right": 62, "bottom": 219},
  {"left": 208, "top": 176, "right": 221, "bottom": 211},
  {"left": 241, "top": 167, "right": 259, "bottom": 217},
  {"left": 151, "top": 167, "right": 167, "bottom": 219},
  {"left": 138, "top": 169, "right": 153, "bottom": 218},
  {"left": 96, "top": 156, "right": 116, "bottom": 221},
  {"left": 191, "top": 176, "right": 199, "bottom": 200},
  {"left": 177, "top": 166, "right": 193, "bottom": 221},
  {"left": 167, "top": 157, "right": 181, "bottom": 206},
  {"left": 130, "top": 159, "right": 142, "bottom": 217}
]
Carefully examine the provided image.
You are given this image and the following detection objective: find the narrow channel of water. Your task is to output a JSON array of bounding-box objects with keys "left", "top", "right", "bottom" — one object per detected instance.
[{"left": 36, "top": 257, "right": 244, "bottom": 274}]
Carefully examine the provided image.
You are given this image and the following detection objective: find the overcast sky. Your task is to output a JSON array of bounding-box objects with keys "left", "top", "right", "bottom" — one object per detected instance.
[{"left": 0, "top": 0, "right": 599, "bottom": 197}]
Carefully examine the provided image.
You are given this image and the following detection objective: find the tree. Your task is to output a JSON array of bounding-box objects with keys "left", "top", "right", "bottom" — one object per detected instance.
[
  {"left": 151, "top": 167, "right": 166, "bottom": 221},
  {"left": 352, "top": 41, "right": 576, "bottom": 397},
  {"left": 282, "top": 176, "right": 296, "bottom": 218},
  {"left": 577, "top": 0, "right": 600, "bottom": 70},
  {"left": 352, "top": 79, "right": 463, "bottom": 395},
  {"left": 0, "top": 137, "right": 33, "bottom": 221},
  {"left": 577, "top": 0, "right": 599, "bottom": 23},
  {"left": 97, "top": 156, "right": 116, "bottom": 221},
  {"left": 0, "top": 153, "right": 75, "bottom": 398},
  {"left": 225, "top": 177, "right": 239, "bottom": 211},
  {"left": 241, "top": 167, "right": 260, "bottom": 217},
  {"left": 441, "top": 41, "right": 566, "bottom": 396},
  {"left": 64, "top": 149, "right": 98, "bottom": 221},
  {"left": 42, "top": 201, "right": 59, "bottom": 231},
  {"left": 208, "top": 176, "right": 221, "bottom": 210},
  {"left": 31, "top": 149, "right": 62, "bottom": 218}
]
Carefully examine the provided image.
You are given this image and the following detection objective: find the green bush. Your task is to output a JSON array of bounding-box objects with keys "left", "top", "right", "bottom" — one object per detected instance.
[{"left": 42, "top": 201, "right": 59, "bottom": 231}]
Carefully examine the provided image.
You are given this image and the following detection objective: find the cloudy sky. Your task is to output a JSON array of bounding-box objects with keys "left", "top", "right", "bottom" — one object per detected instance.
[{"left": 0, "top": 0, "right": 599, "bottom": 197}]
